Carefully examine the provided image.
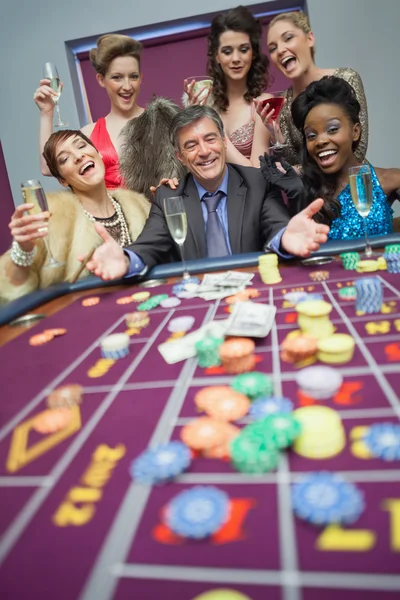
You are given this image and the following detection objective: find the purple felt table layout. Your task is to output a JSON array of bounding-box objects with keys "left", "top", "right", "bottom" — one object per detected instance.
[{"left": 0, "top": 262, "right": 399, "bottom": 600}]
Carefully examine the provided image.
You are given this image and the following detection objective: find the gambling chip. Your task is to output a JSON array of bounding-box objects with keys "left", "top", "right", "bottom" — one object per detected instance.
[
  {"left": 298, "top": 293, "right": 324, "bottom": 303},
  {"left": 230, "top": 428, "right": 278, "bottom": 474},
  {"left": 317, "top": 333, "right": 355, "bottom": 364},
  {"left": 131, "top": 291, "right": 150, "bottom": 302},
  {"left": 168, "top": 316, "right": 195, "bottom": 333},
  {"left": 355, "top": 277, "right": 383, "bottom": 314},
  {"left": 82, "top": 296, "right": 100, "bottom": 307},
  {"left": 383, "top": 253, "right": 400, "bottom": 274},
  {"left": 181, "top": 417, "right": 227, "bottom": 450},
  {"left": 29, "top": 331, "right": 54, "bottom": 346},
  {"left": 219, "top": 338, "right": 256, "bottom": 374},
  {"left": 44, "top": 328, "right": 67, "bottom": 337},
  {"left": 231, "top": 372, "right": 273, "bottom": 400},
  {"left": 195, "top": 336, "right": 223, "bottom": 368},
  {"left": 249, "top": 396, "right": 293, "bottom": 421},
  {"left": 295, "top": 365, "right": 342, "bottom": 399},
  {"left": 165, "top": 486, "right": 230, "bottom": 539},
  {"left": 100, "top": 333, "right": 130, "bottom": 359},
  {"left": 203, "top": 391, "right": 250, "bottom": 422},
  {"left": 293, "top": 406, "right": 346, "bottom": 459},
  {"left": 338, "top": 286, "right": 356, "bottom": 301},
  {"left": 116, "top": 296, "right": 134, "bottom": 305},
  {"left": 192, "top": 591, "right": 252, "bottom": 600},
  {"left": 47, "top": 384, "right": 83, "bottom": 409},
  {"left": 363, "top": 423, "right": 400, "bottom": 461},
  {"left": 194, "top": 386, "right": 245, "bottom": 411},
  {"left": 280, "top": 334, "right": 318, "bottom": 363},
  {"left": 32, "top": 407, "right": 74, "bottom": 434},
  {"left": 291, "top": 472, "right": 365, "bottom": 525},
  {"left": 131, "top": 441, "right": 191, "bottom": 484},
  {"left": 125, "top": 312, "right": 150, "bottom": 328},
  {"left": 160, "top": 297, "right": 181, "bottom": 308},
  {"left": 284, "top": 291, "right": 308, "bottom": 305},
  {"left": 340, "top": 252, "right": 360, "bottom": 270},
  {"left": 309, "top": 270, "right": 329, "bottom": 282}
]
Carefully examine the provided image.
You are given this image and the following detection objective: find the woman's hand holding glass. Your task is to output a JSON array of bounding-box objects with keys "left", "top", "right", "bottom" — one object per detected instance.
[
  {"left": 9, "top": 204, "right": 50, "bottom": 254},
  {"left": 33, "top": 79, "right": 63, "bottom": 115}
]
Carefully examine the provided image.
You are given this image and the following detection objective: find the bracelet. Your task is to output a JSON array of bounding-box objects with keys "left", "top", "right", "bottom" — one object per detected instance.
[{"left": 10, "top": 240, "right": 37, "bottom": 267}]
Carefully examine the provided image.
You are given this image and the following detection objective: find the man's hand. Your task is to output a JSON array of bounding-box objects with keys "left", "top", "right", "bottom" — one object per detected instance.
[
  {"left": 82, "top": 224, "right": 130, "bottom": 280},
  {"left": 281, "top": 198, "right": 330, "bottom": 257},
  {"left": 149, "top": 177, "right": 179, "bottom": 196},
  {"left": 260, "top": 154, "right": 304, "bottom": 200}
]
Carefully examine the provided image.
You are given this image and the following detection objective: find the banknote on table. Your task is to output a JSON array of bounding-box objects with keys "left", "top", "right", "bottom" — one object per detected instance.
[
  {"left": 224, "top": 301, "right": 276, "bottom": 338},
  {"left": 218, "top": 271, "right": 254, "bottom": 287},
  {"left": 158, "top": 319, "right": 231, "bottom": 364}
]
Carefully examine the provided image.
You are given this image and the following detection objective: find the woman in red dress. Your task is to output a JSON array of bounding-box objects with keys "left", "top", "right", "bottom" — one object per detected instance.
[{"left": 34, "top": 34, "right": 144, "bottom": 189}]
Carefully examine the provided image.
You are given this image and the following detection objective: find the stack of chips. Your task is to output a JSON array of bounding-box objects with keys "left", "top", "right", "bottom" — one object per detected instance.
[
  {"left": 296, "top": 365, "right": 343, "bottom": 399},
  {"left": 195, "top": 336, "right": 224, "bottom": 368},
  {"left": 100, "top": 333, "right": 130, "bottom": 359},
  {"left": 316, "top": 333, "right": 356, "bottom": 364},
  {"left": 258, "top": 253, "right": 281, "bottom": 284},
  {"left": 137, "top": 294, "right": 169, "bottom": 311},
  {"left": 356, "top": 260, "right": 380, "bottom": 273},
  {"left": 355, "top": 277, "right": 383, "bottom": 313},
  {"left": 131, "top": 441, "right": 191, "bottom": 484},
  {"left": 340, "top": 252, "right": 360, "bottom": 270},
  {"left": 383, "top": 252, "right": 400, "bottom": 274},
  {"left": 219, "top": 338, "right": 256, "bottom": 374},
  {"left": 296, "top": 300, "right": 334, "bottom": 340},
  {"left": 291, "top": 472, "right": 365, "bottom": 525},
  {"left": 293, "top": 406, "right": 346, "bottom": 459},
  {"left": 231, "top": 372, "right": 273, "bottom": 400},
  {"left": 125, "top": 311, "right": 150, "bottom": 329},
  {"left": 363, "top": 423, "right": 400, "bottom": 461}
]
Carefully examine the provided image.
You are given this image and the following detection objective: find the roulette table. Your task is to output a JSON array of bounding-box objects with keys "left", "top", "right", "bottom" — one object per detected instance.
[{"left": 0, "top": 236, "right": 399, "bottom": 600}]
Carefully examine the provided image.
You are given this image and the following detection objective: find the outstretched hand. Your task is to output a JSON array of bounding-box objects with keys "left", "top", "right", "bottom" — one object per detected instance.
[
  {"left": 260, "top": 154, "right": 304, "bottom": 200},
  {"left": 81, "top": 224, "right": 129, "bottom": 281},
  {"left": 281, "top": 198, "right": 330, "bottom": 257}
]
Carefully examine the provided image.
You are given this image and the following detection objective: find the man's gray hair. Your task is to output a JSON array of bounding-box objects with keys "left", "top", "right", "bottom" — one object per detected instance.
[{"left": 170, "top": 105, "right": 225, "bottom": 151}]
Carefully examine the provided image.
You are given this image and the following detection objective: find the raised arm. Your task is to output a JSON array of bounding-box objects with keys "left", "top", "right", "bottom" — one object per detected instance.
[
  {"left": 34, "top": 79, "right": 60, "bottom": 175},
  {"left": 345, "top": 69, "right": 369, "bottom": 163}
]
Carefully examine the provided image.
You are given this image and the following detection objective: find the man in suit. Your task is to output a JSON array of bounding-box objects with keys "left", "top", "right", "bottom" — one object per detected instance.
[{"left": 85, "top": 106, "right": 329, "bottom": 280}]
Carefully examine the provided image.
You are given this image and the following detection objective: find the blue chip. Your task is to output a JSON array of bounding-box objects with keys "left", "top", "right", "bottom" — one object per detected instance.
[
  {"left": 249, "top": 396, "right": 293, "bottom": 421},
  {"left": 364, "top": 423, "right": 400, "bottom": 461},
  {"left": 131, "top": 441, "right": 191, "bottom": 484},
  {"left": 291, "top": 472, "right": 365, "bottom": 526},
  {"left": 166, "top": 486, "right": 230, "bottom": 539},
  {"left": 355, "top": 277, "right": 382, "bottom": 313},
  {"left": 298, "top": 293, "right": 324, "bottom": 303}
]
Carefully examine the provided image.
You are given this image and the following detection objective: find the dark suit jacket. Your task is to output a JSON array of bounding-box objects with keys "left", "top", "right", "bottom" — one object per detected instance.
[{"left": 128, "top": 163, "right": 291, "bottom": 269}]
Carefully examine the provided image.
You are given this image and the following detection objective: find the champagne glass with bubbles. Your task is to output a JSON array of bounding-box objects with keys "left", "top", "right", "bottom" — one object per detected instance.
[
  {"left": 163, "top": 196, "right": 191, "bottom": 280},
  {"left": 349, "top": 164, "right": 379, "bottom": 258},
  {"left": 43, "top": 62, "right": 68, "bottom": 128},
  {"left": 21, "top": 180, "right": 64, "bottom": 268}
]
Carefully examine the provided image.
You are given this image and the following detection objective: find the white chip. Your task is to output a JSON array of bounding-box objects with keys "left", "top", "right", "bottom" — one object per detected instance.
[
  {"left": 168, "top": 316, "right": 195, "bottom": 333},
  {"left": 101, "top": 333, "right": 130, "bottom": 352},
  {"left": 295, "top": 366, "right": 343, "bottom": 399},
  {"left": 284, "top": 292, "right": 308, "bottom": 304},
  {"left": 160, "top": 297, "right": 182, "bottom": 308}
]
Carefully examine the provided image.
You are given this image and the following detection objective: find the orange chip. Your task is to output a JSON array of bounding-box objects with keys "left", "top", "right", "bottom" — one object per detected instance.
[
  {"left": 82, "top": 296, "right": 100, "bottom": 307},
  {"left": 204, "top": 393, "right": 250, "bottom": 422},
  {"left": 195, "top": 386, "right": 236, "bottom": 411},
  {"left": 32, "top": 407, "right": 74, "bottom": 434},
  {"left": 281, "top": 334, "right": 317, "bottom": 363},
  {"left": 29, "top": 332, "right": 54, "bottom": 346},
  {"left": 116, "top": 296, "right": 134, "bottom": 305},
  {"left": 219, "top": 338, "right": 255, "bottom": 359},
  {"left": 44, "top": 328, "right": 67, "bottom": 337},
  {"left": 203, "top": 424, "right": 241, "bottom": 459},
  {"left": 181, "top": 417, "right": 227, "bottom": 450}
]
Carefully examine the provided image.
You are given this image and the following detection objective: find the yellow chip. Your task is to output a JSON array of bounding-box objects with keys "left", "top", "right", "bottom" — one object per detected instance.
[
  {"left": 377, "top": 257, "right": 387, "bottom": 271},
  {"left": 356, "top": 260, "right": 379, "bottom": 273},
  {"left": 317, "top": 333, "right": 355, "bottom": 364},
  {"left": 296, "top": 300, "right": 332, "bottom": 317},
  {"left": 131, "top": 291, "right": 150, "bottom": 302}
]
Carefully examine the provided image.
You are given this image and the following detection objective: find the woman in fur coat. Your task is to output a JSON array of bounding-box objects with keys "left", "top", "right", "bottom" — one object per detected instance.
[{"left": 0, "top": 130, "right": 150, "bottom": 303}]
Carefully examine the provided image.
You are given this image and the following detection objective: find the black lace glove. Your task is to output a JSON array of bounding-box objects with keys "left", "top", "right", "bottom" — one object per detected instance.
[{"left": 259, "top": 154, "right": 304, "bottom": 201}]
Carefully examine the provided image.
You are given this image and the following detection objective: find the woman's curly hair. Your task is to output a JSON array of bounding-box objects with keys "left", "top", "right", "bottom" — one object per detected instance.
[
  {"left": 291, "top": 76, "right": 361, "bottom": 224},
  {"left": 207, "top": 6, "right": 269, "bottom": 112}
]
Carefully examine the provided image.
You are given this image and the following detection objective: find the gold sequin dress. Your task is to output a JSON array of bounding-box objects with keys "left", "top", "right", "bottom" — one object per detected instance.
[{"left": 278, "top": 67, "right": 369, "bottom": 165}]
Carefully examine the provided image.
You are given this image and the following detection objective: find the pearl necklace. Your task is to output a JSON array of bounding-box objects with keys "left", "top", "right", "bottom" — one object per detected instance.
[{"left": 80, "top": 193, "right": 132, "bottom": 246}]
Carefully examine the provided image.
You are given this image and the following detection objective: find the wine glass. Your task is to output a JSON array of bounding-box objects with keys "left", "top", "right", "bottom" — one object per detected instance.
[
  {"left": 349, "top": 164, "right": 379, "bottom": 258},
  {"left": 21, "top": 180, "right": 64, "bottom": 268},
  {"left": 265, "top": 91, "right": 288, "bottom": 154},
  {"left": 43, "top": 62, "right": 68, "bottom": 128},
  {"left": 184, "top": 76, "right": 213, "bottom": 105},
  {"left": 163, "top": 196, "right": 191, "bottom": 280}
]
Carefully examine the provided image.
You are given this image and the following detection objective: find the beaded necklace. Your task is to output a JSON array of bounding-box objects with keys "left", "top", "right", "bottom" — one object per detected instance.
[{"left": 80, "top": 193, "right": 132, "bottom": 246}]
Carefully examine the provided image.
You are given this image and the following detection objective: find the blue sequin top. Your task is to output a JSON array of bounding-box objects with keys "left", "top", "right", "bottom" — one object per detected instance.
[{"left": 329, "top": 164, "right": 393, "bottom": 240}]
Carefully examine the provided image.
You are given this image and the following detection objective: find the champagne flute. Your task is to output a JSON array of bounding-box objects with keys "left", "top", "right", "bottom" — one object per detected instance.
[
  {"left": 163, "top": 196, "right": 191, "bottom": 280},
  {"left": 349, "top": 164, "right": 379, "bottom": 258},
  {"left": 43, "top": 62, "right": 68, "bottom": 128},
  {"left": 21, "top": 180, "right": 64, "bottom": 268}
]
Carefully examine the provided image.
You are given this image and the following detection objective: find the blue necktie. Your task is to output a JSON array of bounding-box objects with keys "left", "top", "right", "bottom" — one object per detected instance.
[{"left": 203, "top": 191, "right": 230, "bottom": 258}]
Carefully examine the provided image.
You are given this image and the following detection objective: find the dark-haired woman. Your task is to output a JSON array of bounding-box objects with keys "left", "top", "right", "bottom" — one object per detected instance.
[
  {"left": 265, "top": 76, "right": 397, "bottom": 240},
  {"left": 185, "top": 6, "right": 272, "bottom": 167}
]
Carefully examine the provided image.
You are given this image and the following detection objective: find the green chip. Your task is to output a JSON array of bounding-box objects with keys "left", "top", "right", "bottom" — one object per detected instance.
[
  {"left": 230, "top": 432, "right": 278, "bottom": 474},
  {"left": 338, "top": 286, "right": 356, "bottom": 300},
  {"left": 261, "top": 414, "right": 301, "bottom": 448},
  {"left": 340, "top": 252, "right": 360, "bottom": 270},
  {"left": 150, "top": 294, "right": 169, "bottom": 303},
  {"left": 137, "top": 300, "right": 154, "bottom": 311},
  {"left": 231, "top": 372, "right": 273, "bottom": 400},
  {"left": 384, "top": 244, "right": 400, "bottom": 254},
  {"left": 195, "top": 336, "right": 223, "bottom": 368}
]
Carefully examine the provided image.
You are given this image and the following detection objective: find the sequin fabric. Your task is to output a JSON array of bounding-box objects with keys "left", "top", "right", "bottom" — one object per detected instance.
[
  {"left": 329, "top": 164, "right": 393, "bottom": 240},
  {"left": 278, "top": 68, "right": 369, "bottom": 166},
  {"left": 228, "top": 103, "right": 256, "bottom": 159}
]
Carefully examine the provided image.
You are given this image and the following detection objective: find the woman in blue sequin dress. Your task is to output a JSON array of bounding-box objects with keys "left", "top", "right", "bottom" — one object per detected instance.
[{"left": 287, "top": 76, "right": 398, "bottom": 239}]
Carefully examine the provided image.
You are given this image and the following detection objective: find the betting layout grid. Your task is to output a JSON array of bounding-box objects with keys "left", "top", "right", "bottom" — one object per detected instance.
[{"left": 0, "top": 265, "right": 399, "bottom": 600}]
